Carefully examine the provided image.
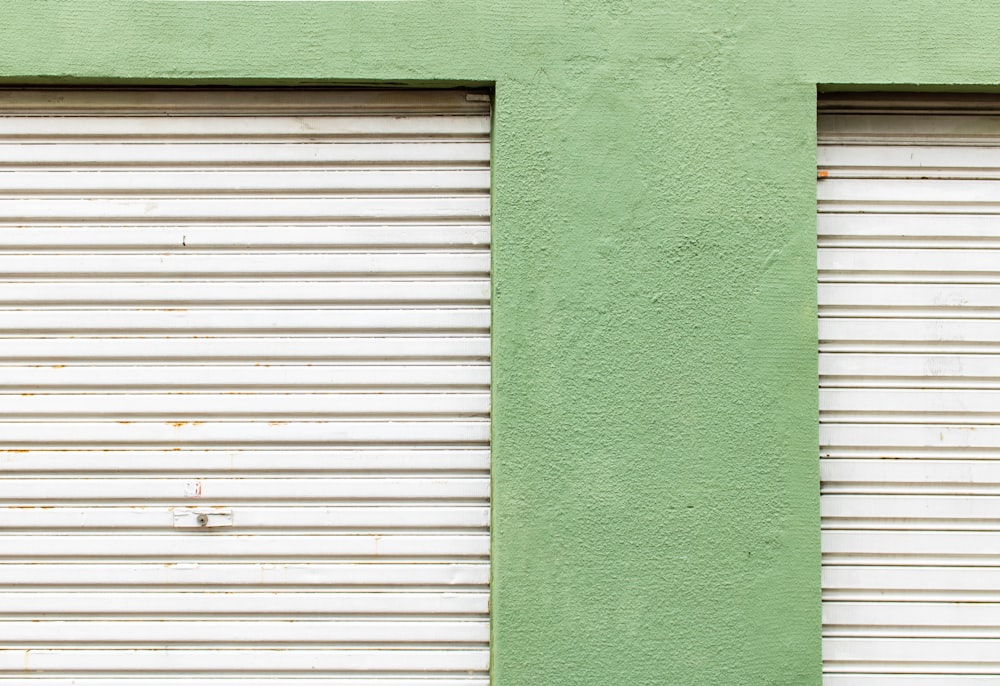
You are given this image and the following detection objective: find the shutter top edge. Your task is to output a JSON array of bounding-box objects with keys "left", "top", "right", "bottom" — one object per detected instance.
[
  {"left": 0, "top": 88, "right": 491, "bottom": 115},
  {"left": 819, "top": 92, "right": 1000, "bottom": 115}
]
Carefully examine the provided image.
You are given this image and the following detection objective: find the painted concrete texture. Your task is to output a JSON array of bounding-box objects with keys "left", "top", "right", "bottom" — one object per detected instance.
[{"left": 5, "top": 1, "right": 1000, "bottom": 684}]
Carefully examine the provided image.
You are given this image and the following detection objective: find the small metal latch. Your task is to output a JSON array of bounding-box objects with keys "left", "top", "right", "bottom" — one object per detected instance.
[{"left": 173, "top": 509, "right": 233, "bottom": 530}]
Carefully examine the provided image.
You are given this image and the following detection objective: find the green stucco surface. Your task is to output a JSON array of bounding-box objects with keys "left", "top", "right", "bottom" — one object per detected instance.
[{"left": 5, "top": 1, "right": 1000, "bottom": 683}]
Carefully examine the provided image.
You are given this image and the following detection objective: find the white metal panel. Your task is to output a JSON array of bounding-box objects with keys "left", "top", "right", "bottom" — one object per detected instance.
[
  {"left": 0, "top": 337, "right": 491, "bottom": 361},
  {"left": 0, "top": 141, "right": 492, "bottom": 164},
  {"left": 0, "top": 449, "right": 491, "bottom": 472},
  {"left": 0, "top": 168, "right": 491, "bottom": 190},
  {"left": 0, "top": 88, "right": 490, "bottom": 683},
  {"left": 823, "top": 565, "right": 1000, "bottom": 601},
  {"left": 0, "top": 649, "right": 490, "bottom": 673},
  {"left": 0, "top": 477, "right": 491, "bottom": 501},
  {"left": 0, "top": 364, "right": 490, "bottom": 388},
  {"left": 0, "top": 115, "right": 490, "bottom": 136},
  {"left": 0, "top": 562, "right": 490, "bottom": 586},
  {"left": 0, "top": 252, "right": 491, "bottom": 275},
  {"left": 0, "top": 591, "right": 490, "bottom": 614},
  {"left": 819, "top": 95, "right": 1000, "bottom": 683},
  {"left": 0, "top": 223, "right": 491, "bottom": 248},
  {"left": 0, "top": 280, "right": 492, "bottom": 304},
  {"left": 0, "top": 505, "right": 492, "bottom": 529}
]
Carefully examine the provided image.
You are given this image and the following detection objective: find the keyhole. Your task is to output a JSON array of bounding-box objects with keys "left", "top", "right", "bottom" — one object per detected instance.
[{"left": 196, "top": 514, "right": 209, "bottom": 527}]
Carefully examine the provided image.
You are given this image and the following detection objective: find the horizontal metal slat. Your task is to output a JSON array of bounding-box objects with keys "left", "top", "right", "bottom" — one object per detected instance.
[
  {"left": 823, "top": 530, "right": 1000, "bottom": 560},
  {"left": 0, "top": 449, "right": 491, "bottom": 473},
  {"left": 818, "top": 93, "right": 1000, "bottom": 114},
  {"left": 821, "top": 168, "right": 1000, "bottom": 182},
  {"left": 0, "top": 561, "right": 490, "bottom": 587},
  {"left": 820, "top": 178, "right": 1000, "bottom": 207},
  {"left": 819, "top": 201, "right": 1000, "bottom": 214},
  {"left": 824, "top": 519, "right": 1000, "bottom": 533},
  {"left": 821, "top": 388, "right": 1000, "bottom": 422},
  {"left": 824, "top": 637, "right": 1000, "bottom": 672},
  {"left": 820, "top": 319, "right": 1000, "bottom": 345},
  {"left": 823, "top": 565, "right": 1000, "bottom": 600},
  {"left": 820, "top": 352, "right": 999, "bottom": 377},
  {"left": 0, "top": 420, "right": 491, "bottom": 447},
  {"left": 825, "top": 602, "right": 1000, "bottom": 636},
  {"left": 823, "top": 495, "right": 1000, "bottom": 525},
  {"left": 819, "top": 272, "right": 1000, "bottom": 287},
  {"left": 0, "top": 534, "right": 490, "bottom": 559},
  {"left": 0, "top": 477, "right": 489, "bottom": 502},
  {"left": 0, "top": 89, "right": 492, "bottom": 114},
  {"left": 819, "top": 144, "right": 1000, "bottom": 176},
  {"left": 0, "top": 142, "right": 491, "bottom": 166},
  {"left": 0, "top": 648, "right": 489, "bottom": 673},
  {"left": 818, "top": 113, "right": 1000, "bottom": 142},
  {"left": 0, "top": 337, "right": 491, "bottom": 362},
  {"left": 0, "top": 619, "right": 490, "bottom": 645},
  {"left": 820, "top": 342, "right": 1000, "bottom": 355},
  {"left": 819, "top": 352, "right": 1000, "bottom": 388},
  {"left": 0, "top": 280, "right": 491, "bottom": 305},
  {"left": 0, "top": 252, "right": 490, "bottom": 276},
  {"left": 0, "top": 116, "right": 491, "bottom": 138},
  {"left": 821, "top": 238, "right": 1000, "bottom": 251},
  {"left": 821, "top": 458, "right": 1000, "bottom": 492},
  {"left": 821, "top": 306, "right": 1000, "bottom": 319},
  {"left": 820, "top": 248, "right": 1000, "bottom": 275},
  {"left": 0, "top": 392, "right": 490, "bottom": 419},
  {"left": 824, "top": 555, "right": 1000, "bottom": 569},
  {"left": 0, "top": 169, "right": 490, "bottom": 193},
  {"left": 822, "top": 447, "right": 1000, "bottom": 461},
  {"left": 0, "top": 364, "right": 490, "bottom": 390},
  {"left": 819, "top": 213, "right": 1000, "bottom": 240},
  {"left": 0, "top": 506, "right": 491, "bottom": 530},
  {"left": 821, "top": 425, "right": 1000, "bottom": 450},
  {"left": 0, "top": 309, "right": 490, "bottom": 333},
  {"left": 0, "top": 224, "right": 491, "bottom": 250},
  {"left": 0, "top": 196, "right": 490, "bottom": 220},
  {"left": 819, "top": 283, "right": 1000, "bottom": 311},
  {"left": 0, "top": 591, "right": 488, "bottom": 615}
]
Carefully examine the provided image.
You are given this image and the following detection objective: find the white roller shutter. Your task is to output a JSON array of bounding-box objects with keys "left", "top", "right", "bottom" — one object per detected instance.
[
  {"left": 819, "top": 94, "right": 1000, "bottom": 682},
  {"left": 0, "top": 89, "right": 490, "bottom": 683}
]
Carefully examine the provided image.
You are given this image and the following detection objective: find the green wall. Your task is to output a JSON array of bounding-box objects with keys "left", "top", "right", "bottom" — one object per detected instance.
[{"left": 5, "top": 1, "right": 1000, "bottom": 683}]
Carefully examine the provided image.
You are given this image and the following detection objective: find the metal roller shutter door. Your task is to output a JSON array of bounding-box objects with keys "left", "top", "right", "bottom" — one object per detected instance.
[
  {"left": 819, "top": 94, "right": 1000, "bottom": 683},
  {"left": 0, "top": 89, "right": 491, "bottom": 683}
]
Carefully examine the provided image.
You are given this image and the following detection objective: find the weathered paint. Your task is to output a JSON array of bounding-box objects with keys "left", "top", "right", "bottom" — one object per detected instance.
[{"left": 5, "top": 1, "right": 1000, "bottom": 684}]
